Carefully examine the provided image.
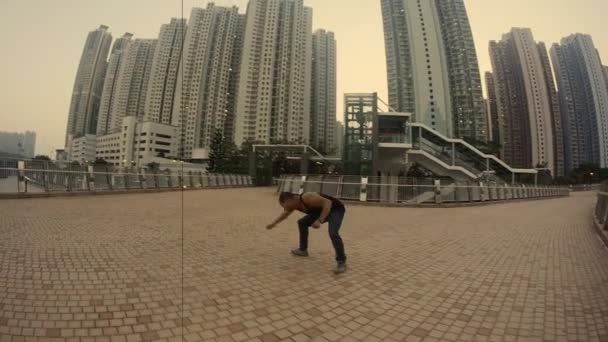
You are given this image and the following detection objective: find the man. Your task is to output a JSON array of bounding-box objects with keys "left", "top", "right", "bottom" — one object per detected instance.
[{"left": 266, "top": 192, "right": 347, "bottom": 274}]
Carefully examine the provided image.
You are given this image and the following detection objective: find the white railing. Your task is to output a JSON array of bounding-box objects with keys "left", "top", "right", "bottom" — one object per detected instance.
[
  {"left": 0, "top": 166, "right": 253, "bottom": 194},
  {"left": 276, "top": 175, "right": 570, "bottom": 205},
  {"left": 594, "top": 181, "right": 608, "bottom": 246}
]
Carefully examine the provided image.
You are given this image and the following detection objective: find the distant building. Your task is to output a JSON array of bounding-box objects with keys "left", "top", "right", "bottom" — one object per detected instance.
[
  {"left": 65, "top": 25, "right": 112, "bottom": 147},
  {"left": 96, "top": 33, "right": 133, "bottom": 135},
  {"left": 67, "top": 134, "right": 97, "bottom": 163},
  {"left": 95, "top": 117, "right": 178, "bottom": 168},
  {"left": 604, "top": 65, "right": 608, "bottom": 88},
  {"left": 108, "top": 38, "right": 157, "bottom": 134},
  {"left": 537, "top": 42, "right": 565, "bottom": 177},
  {"left": 484, "top": 72, "right": 500, "bottom": 145},
  {"left": 335, "top": 121, "right": 344, "bottom": 159},
  {"left": 381, "top": 0, "right": 487, "bottom": 141},
  {"left": 0, "top": 131, "right": 36, "bottom": 158},
  {"left": 144, "top": 18, "right": 187, "bottom": 126},
  {"left": 489, "top": 28, "right": 561, "bottom": 175},
  {"left": 172, "top": 4, "right": 245, "bottom": 159},
  {"left": 310, "top": 29, "right": 337, "bottom": 155},
  {"left": 55, "top": 149, "right": 68, "bottom": 162},
  {"left": 551, "top": 34, "right": 608, "bottom": 170},
  {"left": 234, "top": 0, "right": 313, "bottom": 146}
]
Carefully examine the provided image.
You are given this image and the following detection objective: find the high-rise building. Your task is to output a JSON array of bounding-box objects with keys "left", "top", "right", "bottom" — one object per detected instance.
[
  {"left": 551, "top": 34, "right": 608, "bottom": 170},
  {"left": 380, "top": 0, "right": 487, "bottom": 141},
  {"left": 65, "top": 25, "right": 112, "bottom": 146},
  {"left": 144, "top": 18, "right": 187, "bottom": 126},
  {"left": 310, "top": 29, "right": 337, "bottom": 154},
  {"left": 489, "top": 28, "right": 557, "bottom": 174},
  {"left": 0, "top": 131, "right": 36, "bottom": 158},
  {"left": 335, "top": 121, "right": 344, "bottom": 159},
  {"left": 603, "top": 65, "right": 608, "bottom": 93},
  {"left": 97, "top": 33, "right": 133, "bottom": 135},
  {"left": 537, "top": 42, "right": 565, "bottom": 176},
  {"left": 435, "top": 0, "right": 486, "bottom": 142},
  {"left": 108, "top": 39, "right": 157, "bottom": 133},
  {"left": 172, "top": 4, "right": 245, "bottom": 158},
  {"left": 234, "top": 0, "right": 313, "bottom": 146},
  {"left": 484, "top": 72, "right": 500, "bottom": 145}
]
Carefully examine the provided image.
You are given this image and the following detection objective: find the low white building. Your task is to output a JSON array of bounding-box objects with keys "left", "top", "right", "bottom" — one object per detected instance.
[
  {"left": 67, "top": 134, "right": 97, "bottom": 163},
  {"left": 96, "top": 117, "right": 178, "bottom": 167}
]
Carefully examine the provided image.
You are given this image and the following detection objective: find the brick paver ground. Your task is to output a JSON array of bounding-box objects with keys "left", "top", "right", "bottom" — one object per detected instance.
[{"left": 1, "top": 189, "right": 608, "bottom": 342}]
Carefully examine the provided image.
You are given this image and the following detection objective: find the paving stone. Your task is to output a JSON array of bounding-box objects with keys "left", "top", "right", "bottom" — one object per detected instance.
[{"left": 0, "top": 190, "right": 607, "bottom": 341}]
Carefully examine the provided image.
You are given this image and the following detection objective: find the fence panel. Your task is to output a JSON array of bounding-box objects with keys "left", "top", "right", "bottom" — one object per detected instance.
[
  {"left": 304, "top": 175, "right": 323, "bottom": 193},
  {"left": 340, "top": 176, "right": 362, "bottom": 201}
]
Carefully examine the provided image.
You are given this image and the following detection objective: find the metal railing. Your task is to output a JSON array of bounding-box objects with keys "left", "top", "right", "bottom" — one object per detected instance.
[
  {"left": 0, "top": 163, "right": 253, "bottom": 194},
  {"left": 594, "top": 181, "right": 608, "bottom": 237},
  {"left": 277, "top": 174, "right": 570, "bottom": 205}
]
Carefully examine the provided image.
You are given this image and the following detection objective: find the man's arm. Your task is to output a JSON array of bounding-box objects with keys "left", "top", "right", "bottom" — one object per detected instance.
[
  {"left": 302, "top": 193, "right": 332, "bottom": 227},
  {"left": 266, "top": 210, "right": 293, "bottom": 229}
]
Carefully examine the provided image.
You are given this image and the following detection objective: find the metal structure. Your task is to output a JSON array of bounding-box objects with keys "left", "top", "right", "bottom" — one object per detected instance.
[
  {"left": 249, "top": 144, "right": 341, "bottom": 180},
  {"left": 343, "top": 93, "right": 539, "bottom": 184},
  {"left": 343, "top": 93, "right": 378, "bottom": 176},
  {"left": 0, "top": 160, "right": 252, "bottom": 194},
  {"left": 277, "top": 174, "right": 569, "bottom": 205}
]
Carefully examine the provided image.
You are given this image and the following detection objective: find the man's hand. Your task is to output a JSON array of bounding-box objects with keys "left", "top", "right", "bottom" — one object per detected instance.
[
  {"left": 266, "top": 223, "right": 276, "bottom": 230},
  {"left": 312, "top": 220, "right": 321, "bottom": 229}
]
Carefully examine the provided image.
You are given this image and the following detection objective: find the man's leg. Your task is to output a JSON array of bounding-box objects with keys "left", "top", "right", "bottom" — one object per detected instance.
[
  {"left": 297, "top": 214, "right": 318, "bottom": 253},
  {"left": 327, "top": 209, "right": 346, "bottom": 264}
]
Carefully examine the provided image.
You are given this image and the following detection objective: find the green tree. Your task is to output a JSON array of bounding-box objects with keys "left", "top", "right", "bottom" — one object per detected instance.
[
  {"left": 406, "top": 163, "right": 435, "bottom": 178},
  {"left": 146, "top": 162, "right": 160, "bottom": 171},
  {"left": 94, "top": 158, "right": 109, "bottom": 165},
  {"left": 568, "top": 163, "right": 600, "bottom": 184},
  {"left": 33, "top": 155, "right": 51, "bottom": 161},
  {"left": 207, "top": 129, "right": 225, "bottom": 173}
]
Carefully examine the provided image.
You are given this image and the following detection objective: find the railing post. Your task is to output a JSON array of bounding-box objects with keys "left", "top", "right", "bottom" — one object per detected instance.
[
  {"left": 435, "top": 179, "right": 442, "bottom": 204},
  {"left": 87, "top": 166, "right": 95, "bottom": 191},
  {"left": 139, "top": 169, "right": 146, "bottom": 189},
  {"left": 124, "top": 170, "right": 130, "bottom": 190},
  {"left": 17, "top": 161, "right": 26, "bottom": 193},
  {"left": 451, "top": 143, "right": 456, "bottom": 166},
  {"left": 479, "top": 182, "right": 487, "bottom": 202},
  {"left": 298, "top": 176, "right": 307, "bottom": 194},
  {"left": 41, "top": 167, "right": 49, "bottom": 192},
  {"left": 360, "top": 177, "right": 368, "bottom": 202}
]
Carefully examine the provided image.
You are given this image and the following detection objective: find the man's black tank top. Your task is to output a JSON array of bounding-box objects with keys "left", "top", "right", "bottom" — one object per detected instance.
[{"left": 298, "top": 193, "right": 345, "bottom": 215}]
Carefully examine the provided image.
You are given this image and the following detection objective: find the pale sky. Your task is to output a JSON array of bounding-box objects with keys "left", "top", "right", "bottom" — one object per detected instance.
[{"left": 1, "top": 0, "right": 607, "bottom": 156}]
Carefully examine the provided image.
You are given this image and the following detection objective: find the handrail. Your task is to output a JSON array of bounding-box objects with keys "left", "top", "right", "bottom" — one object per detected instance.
[
  {"left": 411, "top": 123, "right": 537, "bottom": 175},
  {"left": 278, "top": 177, "right": 565, "bottom": 190},
  {"left": 0, "top": 167, "right": 254, "bottom": 194},
  {"left": 276, "top": 175, "right": 569, "bottom": 205},
  {"left": 252, "top": 144, "right": 327, "bottom": 160},
  {"left": 408, "top": 148, "right": 479, "bottom": 180}
]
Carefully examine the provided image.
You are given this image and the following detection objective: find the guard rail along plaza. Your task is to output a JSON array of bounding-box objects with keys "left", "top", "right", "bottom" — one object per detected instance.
[
  {"left": 0, "top": 160, "right": 252, "bottom": 195},
  {"left": 277, "top": 175, "right": 570, "bottom": 205},
  {"left": 593, "top": 180, "right": 608, "bottom": 246}
]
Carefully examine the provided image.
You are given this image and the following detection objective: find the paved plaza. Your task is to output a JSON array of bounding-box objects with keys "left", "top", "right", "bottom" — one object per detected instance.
[{"left": 1, "top": 189, "right": 608, "bottom": 342}]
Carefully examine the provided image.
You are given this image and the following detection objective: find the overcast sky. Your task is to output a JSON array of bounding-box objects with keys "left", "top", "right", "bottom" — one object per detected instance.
[{"left": 1, "top": 0, "right": 607, "bottom": 156}]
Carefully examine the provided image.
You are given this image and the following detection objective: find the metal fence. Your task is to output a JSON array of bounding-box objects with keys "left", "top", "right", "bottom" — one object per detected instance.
[
  {"left": 277, "top": 174, "right": 570, "bottom": 205},
  {"left": 594, "top": 181, "right": 608, "bottom": 234},
  {"left": 0, "top": 161, "right": 253, "bottom": 194}
]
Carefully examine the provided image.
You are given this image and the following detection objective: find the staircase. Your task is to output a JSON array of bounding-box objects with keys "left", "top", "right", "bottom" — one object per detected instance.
[{"left": 404, "top": 123, "right": 537, "bottom": 184}]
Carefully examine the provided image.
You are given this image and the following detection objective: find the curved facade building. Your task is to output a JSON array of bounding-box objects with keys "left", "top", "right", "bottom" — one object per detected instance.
[
  {"left": 381, "top": 0, "right": 486, "bottom": 142},
  {"left": 551, "top": 34, "right": 608, "bottom": 171}
]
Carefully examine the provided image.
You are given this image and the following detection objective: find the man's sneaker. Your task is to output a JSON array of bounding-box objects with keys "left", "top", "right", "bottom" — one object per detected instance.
[
  {"left": 291, "top": 249, "right": 309, "bottom": 257},
  {"left": 334, "top": 263, "right": 347, "bottom": 274}
]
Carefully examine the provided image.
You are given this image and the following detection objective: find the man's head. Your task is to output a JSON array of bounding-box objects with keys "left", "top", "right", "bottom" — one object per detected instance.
[{"left": 279, "top": 192, "right": 299, "bottom": 209}]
